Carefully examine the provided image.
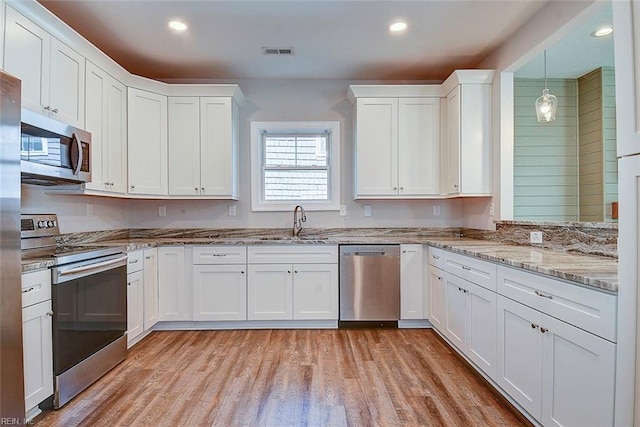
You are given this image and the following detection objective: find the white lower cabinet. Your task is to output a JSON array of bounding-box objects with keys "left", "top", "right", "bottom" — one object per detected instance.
[
  {"left": 442, "top": 272, "right": 497, "bottom": 379},
  {"left": 497, "top": 295, "right": 615, "bottom": 426},
  {"left": 143, "top": 248, "right": 159, "bottom": 330},
  {"left": 126, "top": 269, "right": 144, "bottom": 345},
  {"left": 247, "top": 246, "right": 339, "bottom": 321},
  {"left": 247, "top": 264, "right": 293, "bottom": 320},
  {"left": 193, "top": 264, "right": 247, "bottom": 321},
  {"left": 21, "top": 270, "right": 53, "bottom": 420},
  {"left": 158, "top": 246, "right": 189, "bottom": 321},
  {"left": 428, "top": 266, "right": 445, "bottom": 331},
  {"left": 400, "top": 244, "right": 425, "bottom": 319}
]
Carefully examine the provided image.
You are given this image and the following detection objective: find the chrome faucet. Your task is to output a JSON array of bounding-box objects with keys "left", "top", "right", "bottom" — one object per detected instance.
[{"left": 292, "top": 205, "right": 307, "bottom": 237}]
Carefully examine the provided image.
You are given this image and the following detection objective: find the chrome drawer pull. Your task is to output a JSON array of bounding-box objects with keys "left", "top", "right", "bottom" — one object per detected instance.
[
  {"left": 129, "top": 259, "right": 139, "bottom": 264},
  {"left": 22, "top": 287, "right": 35, "bottom": 293},
  {"left": 535, "top": 290, "right": 553, "bottom": 299},
  {"left": 461, "top": 265, "right": 471, "bottom": 271},
  {"left": 432, "top": 255, "right": 440, "bottom": 260}
]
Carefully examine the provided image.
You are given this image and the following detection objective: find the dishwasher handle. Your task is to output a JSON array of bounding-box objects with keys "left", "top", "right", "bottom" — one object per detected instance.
[{"left": 349, "top": 251, "right": 387, "bottom": 256}]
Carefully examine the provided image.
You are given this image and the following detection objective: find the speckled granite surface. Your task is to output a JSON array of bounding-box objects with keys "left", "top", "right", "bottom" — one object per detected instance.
[{"left": 24, "top": 227, "right": 618, "bottom": 293}]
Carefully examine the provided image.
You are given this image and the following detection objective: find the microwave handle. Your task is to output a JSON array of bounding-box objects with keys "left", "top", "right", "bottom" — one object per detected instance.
[{"left": 71, "top": 133, "right": 83, "bottom": 176}]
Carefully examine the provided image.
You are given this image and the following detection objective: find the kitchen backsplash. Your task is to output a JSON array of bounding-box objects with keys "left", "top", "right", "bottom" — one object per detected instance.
[{"left": 463, "top": 220, "right": 618, "bottom": 258}]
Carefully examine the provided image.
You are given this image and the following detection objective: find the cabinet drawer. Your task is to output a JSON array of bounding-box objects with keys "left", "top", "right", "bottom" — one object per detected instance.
[
  {"left": 193, "top": 246, "right": 247, "bottom": 265},
  {"left": 248, "top": 245, "right": 338, "bottom": 264},
  {"left": 443, "top": 251, "right": 496, "bottom": 291},
  {"left": 127, "top": 250, "right": 144, "bottom": 273},
  {"left": 428, "top": 247, "right": 444, "bottom": 269},
  {"left": 497, "top": 266, "right": 617, "bottom": 342},
  {"left": 22, "top": 269, "right": 51, "bottom": 308}
]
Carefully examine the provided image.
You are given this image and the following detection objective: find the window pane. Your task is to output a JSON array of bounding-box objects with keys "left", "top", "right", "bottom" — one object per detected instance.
[
  {"left": 264, "top": 169, "right": 328, "bottom": 200},
  {"left": 264, "top": 135, "right": 327, "bottom": 167}
]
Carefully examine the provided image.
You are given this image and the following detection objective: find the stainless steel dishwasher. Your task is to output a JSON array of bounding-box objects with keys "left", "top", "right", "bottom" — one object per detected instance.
[{"left": 339, "top": 245, "right": 400, "bottom": 327}]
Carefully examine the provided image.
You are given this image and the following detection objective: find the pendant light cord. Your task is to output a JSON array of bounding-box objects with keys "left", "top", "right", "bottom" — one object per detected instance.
[{"left": 544, "top": 50, "right": 548, "bottom": 89}]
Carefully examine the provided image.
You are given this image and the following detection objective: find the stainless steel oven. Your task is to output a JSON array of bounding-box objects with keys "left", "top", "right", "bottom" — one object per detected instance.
[
  {"left": 20, "top": 109, "right": 91, "bottom": 185},
  {"left": 21, "top": 214, "right": 127, "bottom": 408}
]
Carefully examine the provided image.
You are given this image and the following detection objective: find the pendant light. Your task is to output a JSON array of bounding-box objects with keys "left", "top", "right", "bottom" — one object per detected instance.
[{"left": 535, "top": 50, "right": 558, "bottom": 122}]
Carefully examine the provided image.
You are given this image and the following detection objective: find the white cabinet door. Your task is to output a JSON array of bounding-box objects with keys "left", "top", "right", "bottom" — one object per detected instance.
[
  {"left": 168, "top": 97, "right": 201, "bottom": 196},
  {"left": 192, "top": 264, "right": 247, "bottom": 321},
  {"left": 292, "top": 263, "right": 338, "bottom": 320},
  {"left": 200, "top": 97, "right": 237, "bottom": 197},
  {"left": 466, "top": 280, "right": 497, "bottom": 379},
  {"left": 158, "top": 247, "right": 189, "bottom": 321},
  {"left": 497, "top": 295, "right": 544, "bottom": 420},
  {"left": 398, "top": 98, "right": 440, "bottom": 195},
  {"left": 4, "top": 6, "right": 51, "bottom": 116},
  {"left": 49, "top": 37, "right": 85, "bottom": 128},
  {"left": 428, "top": 267, "right": 445, "bottom": 332},
  {"left": 127, "top": 270, "right": 144, "bottom": 346},
  {"left": 85, "top": 61, "right": 127, "bottom": 194},
  {"left": 143, "top": 248, "right": 159, "bottom": 330},
  {"left": 400, "top": 244, "right": 425, "bottom": 320},
  {"left": 444, "top": 86, "right": 461, "bottom": 195},
  {"left": 443, "top": 273, "right": 467, "bottom": 349},
  {"left": 541, "top": 314, "right": 615, "bottom": 427},
  {"left": 355, "top": 97, "right": 398, "bottom": 196},
  {"left": 128, "top": 88, "right": 168, "bottom": 195},
  {"left": 22, "top": 300, "right": 53, "bottom": 413},
  {"left": 247, "top": 264, "right": 293, "bottom": 320}
]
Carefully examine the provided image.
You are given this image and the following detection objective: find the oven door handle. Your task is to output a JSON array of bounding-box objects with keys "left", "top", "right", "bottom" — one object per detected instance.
[{"left": 56, "top": 255, "right": 127, "bottom": 281}]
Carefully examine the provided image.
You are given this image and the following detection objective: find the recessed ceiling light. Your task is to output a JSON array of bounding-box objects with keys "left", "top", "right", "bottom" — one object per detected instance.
[
  {"left": 168, "top": 20, "right": 188, "bottom": 32},
  {"left": 591, "top": 26, "right": 613, "bottom": 37},
  {"left": 389, "top": 21, "right": 408, "bottom": 33}
]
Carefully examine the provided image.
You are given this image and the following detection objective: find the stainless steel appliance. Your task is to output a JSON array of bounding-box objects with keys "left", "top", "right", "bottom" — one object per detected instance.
[
  {"left": 20, "top": 108, "right": 91, "bottom": 185},
  {"left": 339, "top": 245, "right": 400, "bottom": 327},
  {"left": 0, "top": 70, "right": 26, "bottom": 421},
  {"left": 21, "top": 214, "right": 127, "bottom": 409}
]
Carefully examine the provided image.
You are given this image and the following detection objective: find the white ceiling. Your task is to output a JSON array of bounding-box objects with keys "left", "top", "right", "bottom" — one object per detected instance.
[
  {"left": 514, "top": 1, "right": 614, "bottom": 79},
  {"left": 38, "top": 0, "right": 549, "bottom": 82}
]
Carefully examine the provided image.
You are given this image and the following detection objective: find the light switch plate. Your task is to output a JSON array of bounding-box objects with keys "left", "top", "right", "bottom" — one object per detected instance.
[
  {"left": 86, "top": 203, "right": 93, "bottom": 217},
  {"left": 339, "top": 205, "right": 347, "bottom": 217},
  {"left": 530, "top": 231, "right": 543, "bottom": 244},
  {"left": 363, "top": 204, "right": 372, "bottom": 217},
  {"left": 433, "top": 204, "right": 441, "bottom": 216},
  {"left": 158, "top": 205, "right": 167, "bottom": 217},
  {"left": 228, "top": 204, "right": 237, "bottom": 216}
]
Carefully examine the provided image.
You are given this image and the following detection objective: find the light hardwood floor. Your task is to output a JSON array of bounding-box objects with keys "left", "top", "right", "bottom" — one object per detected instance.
[{"left": 35, "top": 329, "right": 530, "bottom": 426}]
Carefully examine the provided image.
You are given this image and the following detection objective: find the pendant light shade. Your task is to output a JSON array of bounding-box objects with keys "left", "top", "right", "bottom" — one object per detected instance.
[{"left": 535, "top": 51, "right": 558, "bottom": 123}]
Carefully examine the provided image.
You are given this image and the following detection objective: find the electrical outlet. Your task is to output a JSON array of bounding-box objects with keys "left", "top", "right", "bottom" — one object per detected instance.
[
  {"left": 339, "top": 205, "right": 347, "bottom": 217},
  {"left": 158, "top": 205, "right": 167, "bottom": 217},
  {"left": 363, "top": 204, "right": 372, "bottom": 217},
  {"left": 489, "top": 203, "right": 495, "bottom": 217},
  {"left": 86, "top": 203, "right": 94, "bottom": 217},
  {"left": 228, "top": 204, "right": 237, "bottom": 216},
  {"left": 530, "top": 231, "right": 543, "bottom": 244},
  {"left": 433, "top": 204, "right": 441, "bottom": 216}
]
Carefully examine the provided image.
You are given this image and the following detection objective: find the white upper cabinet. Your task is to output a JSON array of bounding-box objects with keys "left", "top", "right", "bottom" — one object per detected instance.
[
  {"left": 441, "top": 71, "right": 494, "bottom": 196},
  {"left": 168, "top": 96, "right": 239, "bottom": 198},
  {"left": 4, "top": 6, "right": 85, "bottom": 127},
  {"left": 128, "top": 87, "right": 168, "bottom": 195},
  {"left": 350, "top": 88, "right": 441, "bottom": 198},
  {"left": 85, "top": 61, "right": 127, "bottom": 194}
]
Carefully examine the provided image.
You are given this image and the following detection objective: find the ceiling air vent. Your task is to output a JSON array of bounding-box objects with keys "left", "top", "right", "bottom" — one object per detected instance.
[{"left": 262, "top": 47, "right": 294, "bottom": 55}]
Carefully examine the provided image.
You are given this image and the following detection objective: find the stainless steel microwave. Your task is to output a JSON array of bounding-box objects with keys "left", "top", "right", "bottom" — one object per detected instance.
[{"left": 20, "top": 109, "right": 91, "bottom": 185}]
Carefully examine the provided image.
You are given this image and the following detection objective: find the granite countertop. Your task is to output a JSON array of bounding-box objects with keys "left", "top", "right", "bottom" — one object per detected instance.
[{"left": 21, "top": 228, "right": 618, "bottom": 293}]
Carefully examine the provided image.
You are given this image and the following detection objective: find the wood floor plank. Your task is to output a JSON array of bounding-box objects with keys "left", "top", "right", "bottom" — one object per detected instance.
[{"left": 34, "top": 329, "right": 530, "bottom": 427}]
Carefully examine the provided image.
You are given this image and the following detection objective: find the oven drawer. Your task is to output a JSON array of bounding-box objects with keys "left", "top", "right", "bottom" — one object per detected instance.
[
  {"left": 22, "top": 269, "right": 52, "bottom": 308},
  {"left": 127, "top": 250, "right": 144, "bottom": 274}
]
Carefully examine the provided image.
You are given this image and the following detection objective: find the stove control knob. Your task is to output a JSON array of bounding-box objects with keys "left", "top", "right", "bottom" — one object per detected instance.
[
  {"left": 37, "top": 220, "right": 47, "bottom": 228},
  {"left": 47, "top": 220, "right": 56, "bottom": 227}
]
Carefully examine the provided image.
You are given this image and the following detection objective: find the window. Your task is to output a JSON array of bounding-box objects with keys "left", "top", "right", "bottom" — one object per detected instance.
[{"left": 251, "top": 121, "right": 340, "bottom": 211}]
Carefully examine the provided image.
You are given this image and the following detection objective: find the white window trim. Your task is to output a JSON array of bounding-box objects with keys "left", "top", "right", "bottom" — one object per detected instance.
[{"left": 250, "top": 121, "right": 341, "bottom": 212}]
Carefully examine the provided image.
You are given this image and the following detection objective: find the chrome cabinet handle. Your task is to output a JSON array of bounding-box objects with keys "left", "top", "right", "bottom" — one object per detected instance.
[
  {"left": 241, "top": 271, "right": 245, "bottom": 274},
  {"left": 22, "top": 287, "right": 35, "bottom": 293},
  {"left": 195, "top": 187, "right": 198, "bottom": 191},
  {"left": 130, "top": 185, "right": 135, "bottom": 189},
  {"left": 432, "top": 255, "right": 440, "bottom": 260},
  {"left": 129, "top": 259, "right": 139, "bottom": 264},
  {"left": 52, "top": 108, "right": 58, "bottom": 113},
  {"left": 461, "top": 265, "right": 471, "bottom": 271},
  {"left": 201, "top": 187, "right": 205, "bottom": 191},
  {"left": 531, "top": 323, "right": 539, "bottom": 329},
  {"left": 287, "top": 270, "right": 291, "bottom": 274},
  {"left": 46, "top": 311, "right": 54, "bottom": 317},
  {"left": 540, "top": 327, "right": 548, "bottom": 334},
  {"left": 402, "top": 250, "right": 407, "bottom": 253},
  {"left": 294, "top": 270, "right": 298, "bottom": 273},
  {"left": 534, "top": 290, "right": 553, "bottom": 299}
]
